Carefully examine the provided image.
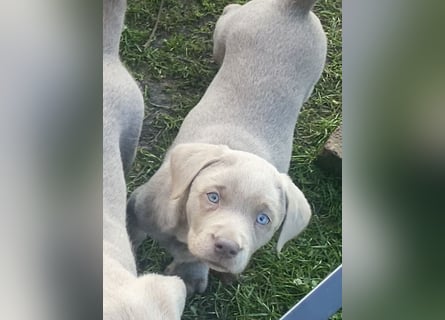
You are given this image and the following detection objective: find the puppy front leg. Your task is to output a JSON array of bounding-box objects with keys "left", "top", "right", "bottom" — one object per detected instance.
[
  {"left": 163, "top": 240, "right": 209, "bottom": 295},
  {"left": 165, "top": 259, "right": 209, "bottom": 296}
]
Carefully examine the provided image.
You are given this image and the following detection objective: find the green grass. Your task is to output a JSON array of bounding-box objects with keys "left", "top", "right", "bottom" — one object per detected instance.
[{"left": 123, "top": 0, "right": 342, "bottom": 319}]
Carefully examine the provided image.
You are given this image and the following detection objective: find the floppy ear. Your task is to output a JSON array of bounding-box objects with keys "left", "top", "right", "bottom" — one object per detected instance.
[
  {"left": 169, "top": 143, "right": 228, "bottom": 199},
  {"left": 277, "top": 174, "right": 312, "bottom": 252}
]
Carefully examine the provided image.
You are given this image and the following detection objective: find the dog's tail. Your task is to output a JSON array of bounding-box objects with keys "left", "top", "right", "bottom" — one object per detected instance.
[{"left": 286, "top": 0, "right": 317, "bottom": 14}]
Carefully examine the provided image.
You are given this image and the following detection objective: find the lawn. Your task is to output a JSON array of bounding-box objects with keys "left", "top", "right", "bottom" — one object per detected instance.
[{"left": 122, "top": 0, "right": 342, "bottom": 319}]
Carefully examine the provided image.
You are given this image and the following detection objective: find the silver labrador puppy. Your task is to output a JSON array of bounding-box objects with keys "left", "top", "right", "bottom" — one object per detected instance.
[
  {"left": 103, "top": 0, "right": 186, "bottom": 318},
  {"left": 128, "top": 0, "right": 327, "bottom": 295}
]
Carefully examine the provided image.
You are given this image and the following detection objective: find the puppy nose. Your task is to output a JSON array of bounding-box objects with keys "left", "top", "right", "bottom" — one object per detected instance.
[{"left": 214, "top": 238, "right": 240, "bottom": 258}]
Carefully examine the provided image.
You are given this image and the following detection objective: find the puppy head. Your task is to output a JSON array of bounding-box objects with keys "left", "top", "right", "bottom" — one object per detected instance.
[
  {"left": 169, "top": 143, "right": 312, "bottom": 274},
  {"left": 104, "top": 274, "right": 186, "bottom": 320}
]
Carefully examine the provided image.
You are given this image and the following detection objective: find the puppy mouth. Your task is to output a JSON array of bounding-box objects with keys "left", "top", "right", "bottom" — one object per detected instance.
[{"left": 202, "top": 259, "right": 231, "bottom": 273}]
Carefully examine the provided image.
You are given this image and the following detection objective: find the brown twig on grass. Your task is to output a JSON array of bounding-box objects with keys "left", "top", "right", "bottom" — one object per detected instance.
[{"left": 143, "top": 0, "right": 165, "bottom": 49}]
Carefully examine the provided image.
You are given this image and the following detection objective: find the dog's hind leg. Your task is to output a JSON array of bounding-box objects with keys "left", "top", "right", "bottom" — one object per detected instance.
[{"left": 120, "top": 119, "right": 143, "bottom": 175}]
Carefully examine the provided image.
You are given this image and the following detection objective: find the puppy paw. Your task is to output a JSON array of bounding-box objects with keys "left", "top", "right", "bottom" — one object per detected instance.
[
  {"left": 165, "top": 260, "right": 209, "bottom": 295},
  {"left": 210, "top": 269, "right": 239, "bottom": 285}
]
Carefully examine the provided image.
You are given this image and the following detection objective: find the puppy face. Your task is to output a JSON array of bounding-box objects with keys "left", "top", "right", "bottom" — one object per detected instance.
[
  {"left": 169, "top": 144, "right": 312, "bottom": 274},
  {"left": 186, "top": 155, "right": 284, "bottom": 274}
]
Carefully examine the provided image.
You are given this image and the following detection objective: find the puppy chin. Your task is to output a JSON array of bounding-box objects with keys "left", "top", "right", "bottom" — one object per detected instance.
[
  {"left": 202, "top": 258, "right": 246, "bottom": 274},
  {"left": 203, "top": 260, "right": 231, "bottom": 273}
]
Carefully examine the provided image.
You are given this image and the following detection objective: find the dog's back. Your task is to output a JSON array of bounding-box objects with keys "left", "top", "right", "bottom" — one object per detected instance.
[
  {"left": 172, "top": 0, "right": 327, "bottom": 173},
  {"left": 104, "top": 0, "right": 126, "bottom": 58},
  {"left": 103, "top": 0, "right": 143, "bottom": 269},
  {"left": 103, "top": 0, "right": 144, "bottom": 174}
]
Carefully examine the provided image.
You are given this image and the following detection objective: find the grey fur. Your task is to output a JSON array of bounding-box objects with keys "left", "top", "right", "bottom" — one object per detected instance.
[
  {"left": 128, "top": 0, "right": 327, "bottom": 295},
  {"left": 284, "top": 0, "right": 318, "bottom": 13},
  {"left": 103, "top": 0, "right": 186, "bottom": 318}
]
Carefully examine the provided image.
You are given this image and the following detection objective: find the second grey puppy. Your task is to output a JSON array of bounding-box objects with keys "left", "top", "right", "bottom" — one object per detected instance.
[{"left": 103, "top": 0, "right": 186, "bottom": 318}]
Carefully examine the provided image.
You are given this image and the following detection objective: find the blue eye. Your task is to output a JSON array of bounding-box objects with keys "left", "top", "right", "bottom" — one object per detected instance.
[
  {"left": 256, "top": 213, "right": 270, "bottom": 225},
  {"left": 207, "top": 192, "right": 220, "bottom": 203}
]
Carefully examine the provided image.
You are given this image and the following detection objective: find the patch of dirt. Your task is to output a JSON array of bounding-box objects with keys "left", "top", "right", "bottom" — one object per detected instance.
[{"left": 135, "top": 75, "right": 175, "bottom": 150}]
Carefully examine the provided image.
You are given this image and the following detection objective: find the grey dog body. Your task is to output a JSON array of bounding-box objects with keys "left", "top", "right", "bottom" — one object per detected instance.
[
  {"left": 172, "top": 0, "right": 326, "bottom": 172},
  {"left": 103, "top": 0, "right": 144, "bottom": 274},
  {"left": 103, "top": 1, "right": 186, "bottom": 318},
  {"left": 127, "top": 0, "right": 326, "bottom": 296}
]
